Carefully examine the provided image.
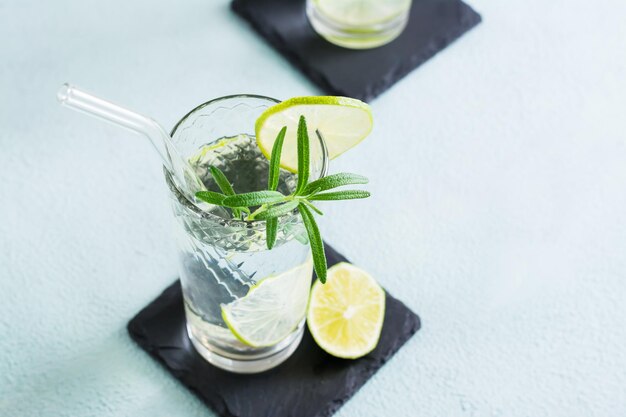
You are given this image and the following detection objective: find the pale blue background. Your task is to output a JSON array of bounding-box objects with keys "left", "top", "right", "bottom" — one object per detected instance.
[{"left": 2, "top": 0, "right": 626, "bottom": 416}]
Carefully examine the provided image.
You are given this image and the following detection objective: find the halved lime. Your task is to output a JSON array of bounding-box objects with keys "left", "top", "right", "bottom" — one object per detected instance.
[
  {"left": 307, "top": 262, "right": 385, "bottom": 359},
  {"left": 255, "top": 96, "right": 373, "bottom": 172},
  {"left": 221, "top": 261, "right": 313, "bottom": 347}
]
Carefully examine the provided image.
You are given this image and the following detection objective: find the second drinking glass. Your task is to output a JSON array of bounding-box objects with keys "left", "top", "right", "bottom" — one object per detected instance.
[{"left": 307, "top": 0, "right": 412, "bottom": 49}]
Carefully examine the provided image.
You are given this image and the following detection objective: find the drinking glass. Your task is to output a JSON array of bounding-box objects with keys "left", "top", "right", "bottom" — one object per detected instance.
[
  {"left": 165, "top": 95, "right": 328, "bottom": 373},
  {"left": 307, "top": 0, "right": 412, "bottom": 49}
]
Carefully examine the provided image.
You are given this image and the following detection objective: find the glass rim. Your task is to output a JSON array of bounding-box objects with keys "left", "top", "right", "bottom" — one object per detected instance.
[{"left": 165, "top": 94, "right": 329, "bottom": 227}]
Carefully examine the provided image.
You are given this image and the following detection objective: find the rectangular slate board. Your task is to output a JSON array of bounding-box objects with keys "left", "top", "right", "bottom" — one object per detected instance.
[
  {"left": 231, "top": 0, "right": 481, "bottom": 102},
  {"left": 128, "top": 244, "right": 421, "bottom": 417}
]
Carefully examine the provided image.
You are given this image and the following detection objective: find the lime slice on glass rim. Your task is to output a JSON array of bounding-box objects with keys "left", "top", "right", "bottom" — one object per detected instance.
[
  {"left": 255, "top": 96, "right": 373, "bottom": 173},
  {"left": 221, "top": 260, "right": 313, "bottom": 347},
  {"left": 307, "top": 262, "right": 385, "bottom": 359}
]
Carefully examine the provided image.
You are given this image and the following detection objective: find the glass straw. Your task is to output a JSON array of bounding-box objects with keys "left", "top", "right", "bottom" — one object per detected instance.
[{"left": 57, "top": 83, "right": 206, "bottom": 202}]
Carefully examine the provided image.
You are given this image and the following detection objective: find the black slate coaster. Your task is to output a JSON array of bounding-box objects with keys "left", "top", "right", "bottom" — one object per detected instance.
[
  {"left": 128, "top": 244, "right": 421, "bottom": 417},
  {"left": 231, "top": 0, "right": 481, "bottom": 102}
]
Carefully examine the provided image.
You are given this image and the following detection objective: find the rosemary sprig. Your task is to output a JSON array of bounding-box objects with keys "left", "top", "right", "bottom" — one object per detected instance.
[{"left": 196, "top": 116, "right": 370, "bottom": 283}]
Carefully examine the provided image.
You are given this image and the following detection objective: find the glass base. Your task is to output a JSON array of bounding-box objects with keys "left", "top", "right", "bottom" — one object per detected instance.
[
  {"left": 306, "top": 1, "right": 409, "bottom": 49},
  {"left": 187, "top": 322, "right": 305, "bottom": 374}
]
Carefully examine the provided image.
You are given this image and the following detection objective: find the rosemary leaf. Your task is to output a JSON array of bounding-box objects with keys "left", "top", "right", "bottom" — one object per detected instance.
[
  {"left": 303, "top": 199, "right": 324, "bottom": 216},
  {"left": 304, "top": 173, "right": 368, "bottom": 195},
  {"left": 254, "top": 200, "right": 299, "bottom": 220},
  {"left": 195, "top": 191, "right": 227, "bottom": 205},
  {"left": 309, "top": 190, "right": 371, "bottom": 201},
  {"left": 296, "top": 116, "right": 309, "bottom": 194},
  {"left": 210, "top": 166, "right": 236, "bottom": 195},
  {"left": 222, "top": 190, "right": 285, "bottom": 207},
  {"left": 268, "top": 126, "right": 287, "bottom": 191},
  {"left": 298, "top": 203, "right": 327, "bottom": 283},
  {"left": 210, "top": 165, "right": 241, "bottom": 217},
  {"left": 266, "top": 217, "right": 278, "bottom": 249}
]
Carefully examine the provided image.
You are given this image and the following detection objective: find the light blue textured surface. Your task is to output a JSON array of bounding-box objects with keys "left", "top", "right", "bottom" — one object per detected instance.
[{"left": 2, "top": 0, "right": 626, "bottom": 416}]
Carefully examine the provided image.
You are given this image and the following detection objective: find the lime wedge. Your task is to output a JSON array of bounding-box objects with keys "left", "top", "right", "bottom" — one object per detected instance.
[
  {"left": 221, "top": 261, "right": 313, "bottom": 347},
  {"left": 307, "top": 262, "right": 385, "bottom": 359},
  {"left": 255, "top": 96, "right": 373, "bottom": 172}
]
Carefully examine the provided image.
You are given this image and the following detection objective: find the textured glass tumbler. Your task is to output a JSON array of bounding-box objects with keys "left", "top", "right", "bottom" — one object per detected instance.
[
  {"left": 165, "top": 95, "right": 328, "bottom": 373},
  {"left": 307, "top": 0, "right": 412, "bottom": 49}
]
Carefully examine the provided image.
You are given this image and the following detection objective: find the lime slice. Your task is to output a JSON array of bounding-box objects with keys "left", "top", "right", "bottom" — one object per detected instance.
[
  {"left": 307, "top": 262, "right": 385, "bottom": 359},
  {"left": 313, "top": 0, "right": 411, "bottom": 27},
  {"left": 188, "top": 135, "right": 241, "bottom": 165},
  {"left": 255, "top": 96, "right": 373, "bottom": 172},
  {"left": 221, "top": 261, "right": 312, "bottom": 347}
]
